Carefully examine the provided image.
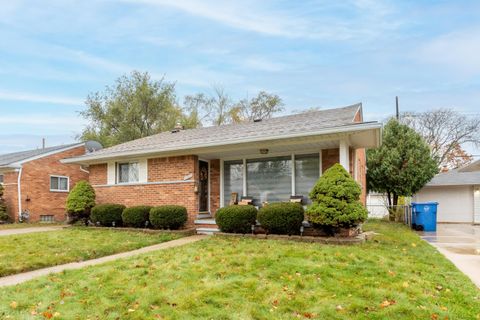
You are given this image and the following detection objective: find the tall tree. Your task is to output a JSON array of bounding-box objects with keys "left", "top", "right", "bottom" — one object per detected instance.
[
  {"left": 183, "top": 89, "right": 284, "bottom": 127},
  {"left": 229, "top": 91, "right": 284, "bottom": 123},
  {"left": 400, "top": 109, "right": 480, "bottom": 169},
  {"left": 79, "top": 71, "right": 183, "bottom": 147},
  {"left": 367, "top": 119, "right": 438, "bottom": 207}
]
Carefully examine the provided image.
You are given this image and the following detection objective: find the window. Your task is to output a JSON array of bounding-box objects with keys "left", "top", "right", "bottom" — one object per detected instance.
[
  {"left": 223, "top": 160, "right": 244, "bottom": 206},
  {"left": 247, "top": 156, "right": 292, "bottom": 206},
  {"left": 117, "top": 162, "right": 139, "bottom": 183},
  {"left": 0, "top": 174, "right": 3, "bottom": 184},
  {"left": 294, "top": 154, "right": 320, "bottom": 203},
  {"left": 50, "top": 175, "right": 69, "bottom": 192},
  {"left": 40, "top": 215, "right": 54, "bottom": 222}
]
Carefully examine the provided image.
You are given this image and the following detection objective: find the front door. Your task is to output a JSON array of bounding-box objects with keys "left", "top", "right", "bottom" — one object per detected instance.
[{"left": 199, "top": 160, "right": 209, "bottom": 212}]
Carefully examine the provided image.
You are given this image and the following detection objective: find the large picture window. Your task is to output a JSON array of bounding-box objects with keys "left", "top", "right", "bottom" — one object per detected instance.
[
  {"left": 223, "top": 153, "right": 321, "bottom": 207},
  {"left": 247, "top": 156, "right": 292, "bottom": 206},
  {"left": 294, "top": 154, "right": 320, "bottom": 203},
  {"left": 117, "top": 162, "right": 139, "bottom": 183},
  {"left": 223, "top": 160, "right": 243, "bottom": 206}
]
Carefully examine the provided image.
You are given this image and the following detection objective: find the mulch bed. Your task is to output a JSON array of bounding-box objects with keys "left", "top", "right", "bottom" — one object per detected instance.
[{"left": 214, "top": 231, "right": 375, "bottom": 245}]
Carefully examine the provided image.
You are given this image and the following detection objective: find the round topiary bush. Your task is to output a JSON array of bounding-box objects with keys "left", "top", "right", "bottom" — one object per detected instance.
[
  {"left": 122, "top": 206, "right": 152, "bottom": 228},
  {"left": 90, "top": 204, "right": 126, "bottom": 227},
  {"left": 257, "top": 202, "right": 304, "bottom": 235},
  {"left": 149, "top": 205, "right": 188, "bottom": 230},
  {"left": 306, "top": 163, "right": 368, "bottom": 230},
  {"left": 215, "top": 205, "right": 257, "bottom": 233},
  {"left": 66, "top": 180, "right": 96, "bottom": 225}
]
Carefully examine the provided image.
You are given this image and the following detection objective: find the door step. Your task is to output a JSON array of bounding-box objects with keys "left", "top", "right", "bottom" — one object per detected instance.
[{"left": 194, "top": 218, "right": 219, "bottom": 235}]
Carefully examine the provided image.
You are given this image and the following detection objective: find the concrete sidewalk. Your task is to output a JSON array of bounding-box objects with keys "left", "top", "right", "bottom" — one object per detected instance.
[
  {"left": 420, "top": 224, "right": 480, "bottom": 288},
  {"left": 0, "top": 226, "right": 67, "bottom": 237},
  {"left": 0, "top": 235, "right": 206, "bottom": 287}
]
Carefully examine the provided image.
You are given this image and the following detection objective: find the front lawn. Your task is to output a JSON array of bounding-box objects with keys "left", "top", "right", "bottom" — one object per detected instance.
[
  {"left": 0, "top": 223, "right": 64, "bottom": 230},
  {"left": 0, "top": 221, "right": 479, "bottom": 319},
  {"left": 0, "top": 228, "right": 179, "bottom": 277}
]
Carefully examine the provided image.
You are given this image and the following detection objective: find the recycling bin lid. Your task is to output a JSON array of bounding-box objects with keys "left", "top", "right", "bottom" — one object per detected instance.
[{"left": 411, "top": 202, "right": 439, "bottom": 205}]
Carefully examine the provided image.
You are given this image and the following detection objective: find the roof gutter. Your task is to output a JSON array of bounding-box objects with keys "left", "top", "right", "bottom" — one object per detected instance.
[{"left": 62, "top": 122, "right": 382, "bottom": 165}]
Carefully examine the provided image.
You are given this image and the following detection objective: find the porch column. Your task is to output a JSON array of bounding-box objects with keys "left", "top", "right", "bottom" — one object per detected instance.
[{"left": 339, "top": 139, "right": 350, "bottom": 171}]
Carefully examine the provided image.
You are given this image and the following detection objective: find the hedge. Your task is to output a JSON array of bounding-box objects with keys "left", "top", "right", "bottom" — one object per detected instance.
[
  {"left": 149, "top": 205, "right": 188, "bottom": 230},
  {"left": 215, "top": 205, "right": 257, "bottom": 234},
  {"left": 122, "top": 206, "right": 152, "bottom": 228},
  {"left": 90, "top": 204, "right": 126, "bottom": 227},
  {"left": 257, "top": 202, "right": 304, "bottom": 235}
]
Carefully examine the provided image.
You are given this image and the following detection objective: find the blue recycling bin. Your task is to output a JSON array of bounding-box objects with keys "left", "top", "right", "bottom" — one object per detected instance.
[{"left": 411, "top": 202, "right": 438, "bottom": 232}]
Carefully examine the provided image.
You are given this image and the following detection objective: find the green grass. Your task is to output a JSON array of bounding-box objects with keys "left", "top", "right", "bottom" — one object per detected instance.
[
  {"left": 0, "top": 221, "right": 479, "bottom": 319},
  {"left": 0, "top": 228, "right": 179, "bottom": 277},
  {"left": 0, "top": 223, "right": 64, "bottom": 230}
]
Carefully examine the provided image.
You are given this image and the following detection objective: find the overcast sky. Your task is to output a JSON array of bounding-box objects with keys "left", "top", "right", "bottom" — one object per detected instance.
[{"left": 0, "top": 0, "right": 479, "bottom": 154}]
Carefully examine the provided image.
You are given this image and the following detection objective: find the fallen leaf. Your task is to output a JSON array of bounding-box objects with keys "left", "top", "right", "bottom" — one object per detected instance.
[
  {"left": 336, "top": 305, "right": 343, "bottom": 311},
  {"left": 411, "top": 243, "right": 417, "bottom": 247},
  {"left": 380, "top": 300, "right": 396, "bottom": 308},
  {"left": 9, "top": 301, "right": 17, "bottom": 309},
  {"left": 43, "top": 311, "right": 53, "bottom": 319},
  {"left": 431, "top": 314, "right": 439, "bottom": 320},
  {"left": 402, "top": 281, "right": 409, "bottom": 288}
]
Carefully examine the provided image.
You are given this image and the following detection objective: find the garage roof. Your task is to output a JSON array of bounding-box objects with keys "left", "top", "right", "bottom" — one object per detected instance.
[{"left": 426, "top": 170, "right": 480, "bottom": 186}]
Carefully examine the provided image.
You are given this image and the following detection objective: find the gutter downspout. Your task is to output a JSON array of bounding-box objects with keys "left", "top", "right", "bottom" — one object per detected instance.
[
  {"left": 80, "top": 165, "right": 89, "bottom": 174},
  {"left": 17, "top": 167, "right": 23, "bottom": 222}
]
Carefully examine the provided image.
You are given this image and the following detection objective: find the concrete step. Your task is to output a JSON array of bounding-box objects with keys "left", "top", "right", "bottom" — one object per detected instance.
[
  {"left": 196, "top": 213, "right": 212, "bottom": 219},
  {"left": 196, "top": 227, "right": 220, "bottom": 235},
  {"left": 194, "top": 218, "right": 216, "bottom": 225}
]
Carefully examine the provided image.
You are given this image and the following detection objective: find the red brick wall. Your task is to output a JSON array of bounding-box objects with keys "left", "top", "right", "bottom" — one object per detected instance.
[
  {"left": 91, "top": 155, "right": 200, "bottom": 226},
  {"left": 356, "top": 148, "right": 367, "bottom": 205},
  {"left": 322, "top": 148, "right": 339, "bottom": 173},
  {"left": 89, "top": 164, "right": 107, "bottom": 185},
  {"left": 210, "top": 159, "right": 220, "bottom": 216},
  {"left": 2, "top": 171, "right": 19, "bottom": 221},
  {"left": 16, "top": 146, "right": 89, "bottom": 222}
]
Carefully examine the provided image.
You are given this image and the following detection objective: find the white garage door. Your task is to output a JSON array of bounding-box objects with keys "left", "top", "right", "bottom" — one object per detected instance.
[{"left": 414, "top": 186, "right": 474, "bottom": 223}]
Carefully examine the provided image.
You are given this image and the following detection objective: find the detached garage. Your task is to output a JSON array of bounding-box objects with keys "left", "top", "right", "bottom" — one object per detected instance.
[{"left": 414, "top": 161, "right": 480, "bottom": 224}]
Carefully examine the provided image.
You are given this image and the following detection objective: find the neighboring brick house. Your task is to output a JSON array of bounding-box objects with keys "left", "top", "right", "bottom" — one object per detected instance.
[
  {"left": 63, "top": 104, "right": 381, "bottom": 233},
  {"left": 0, "top": 142, "right": 101, "bottom": 222}
]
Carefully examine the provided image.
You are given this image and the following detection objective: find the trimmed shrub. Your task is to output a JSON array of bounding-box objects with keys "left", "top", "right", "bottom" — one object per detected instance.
[
  {"left": 306, "top": 163, "right": 368, "bottom": 229},
  {"left": 90, "top": 204, "right": 125, "bottom": 227},
  {"left": 257, "top": 202, "right": 304, "bottom": 235},
  {"left": 215, "top": 205, "right": 257, "bottom": 234},
  {"left": 122, "top": 206, "right": 152, "bottom": 228},
  {"left": 66, "top": 180, "right": 96, "bottom": 225},
  {"left": 149, "top": 205, "right": 188, "bottom": 230}
]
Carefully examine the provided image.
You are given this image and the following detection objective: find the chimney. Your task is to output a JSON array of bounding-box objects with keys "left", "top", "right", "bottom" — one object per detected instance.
[
  {"left": 441, "top": 165, "right": 449, "bottom": 173},
  {"left": 171, "top": 122, "right": 184, "bottom": 133},
  {"left": 42, "top": 138, "right": 46, "bottom": 149}
]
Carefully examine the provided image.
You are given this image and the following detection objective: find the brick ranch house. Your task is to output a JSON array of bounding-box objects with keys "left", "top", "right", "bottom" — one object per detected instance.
[
  {"left": 0, "top": 142, "right": 102, "bottom": 222},
  {"left": 63, "top": 104, "right": 381, "bottom": 233}
]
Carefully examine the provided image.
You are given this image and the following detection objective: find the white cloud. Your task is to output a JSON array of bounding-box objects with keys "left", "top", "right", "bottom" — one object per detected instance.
[
  {"left": 0, "top": 91, "right": 83, "bottom": 106},
  {"left": 415, "top": 27, "right": 480, "bottom": 75}
]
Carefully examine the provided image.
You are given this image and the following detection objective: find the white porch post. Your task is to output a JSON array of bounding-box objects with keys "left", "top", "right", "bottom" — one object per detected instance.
[{"left": 339, "top": 139, "right": 350, "bottom": 171}]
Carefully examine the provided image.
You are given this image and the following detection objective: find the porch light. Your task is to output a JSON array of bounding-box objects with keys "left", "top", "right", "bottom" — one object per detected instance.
[
  {"left": 259, "top": 148, "right": 269, "bottom": 155},
  {"left": 300, "top": 225, "right": 304, "bottom": 236}
]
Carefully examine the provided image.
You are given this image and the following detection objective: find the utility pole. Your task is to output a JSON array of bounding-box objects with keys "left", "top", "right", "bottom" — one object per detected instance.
[{"left": 395, "top": 96, "right": 399, "bottom": 120}]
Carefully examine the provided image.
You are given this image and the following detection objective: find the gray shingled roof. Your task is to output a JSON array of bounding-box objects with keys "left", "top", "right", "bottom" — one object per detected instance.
[
  {"left": 426, "top": 170, "right": 480, "bottom": 186},
  {"left": 68, "top": 104, "right": 362, "bottom": 161},
  {"left": 0, "top": 143, "right": 81, "bottom": 167},
  {"left": 458, "top": 159, "right": 480, "bottom": 172}
]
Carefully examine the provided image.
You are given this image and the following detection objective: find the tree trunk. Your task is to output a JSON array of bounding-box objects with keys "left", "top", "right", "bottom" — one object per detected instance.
[{"left": 387, "top": 191, "right": 395, "bottom": 221}]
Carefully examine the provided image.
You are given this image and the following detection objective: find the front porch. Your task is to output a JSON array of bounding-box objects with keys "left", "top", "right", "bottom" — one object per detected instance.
[{"left": 194, "top": 129, "right": 376, "bottom": 233}]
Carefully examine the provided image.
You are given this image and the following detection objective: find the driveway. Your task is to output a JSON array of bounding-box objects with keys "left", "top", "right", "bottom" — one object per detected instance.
[{"left": 421, "top": 224, "right": 480, "bottom": 288}]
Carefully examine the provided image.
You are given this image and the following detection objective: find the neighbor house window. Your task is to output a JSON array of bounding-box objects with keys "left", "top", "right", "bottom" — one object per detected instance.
[
  {"left": 117, "top": 162, "right": 139, "bottom": 183},
  {"left": 40, "top": 215, "right": 54, "bottom": 222},
  {"left": 294, "top": 154, "right": 320, "bottom": 203},
  {"left": 223, "top": 160, "right": 244, "bottom": 206},
  {"left": 50, "top": 175, "right": 69, "bottom": 192},
  {"left": 247, "top": 156, "right": 292, "bottom": 206}
]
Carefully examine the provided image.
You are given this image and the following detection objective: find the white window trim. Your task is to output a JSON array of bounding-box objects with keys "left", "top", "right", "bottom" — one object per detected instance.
[
  {"left": 50, "top": 175, "right": 70, "bottom": 192},
  {"left": 116, "top": 161, "right": 140, "bottom": 184}
]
